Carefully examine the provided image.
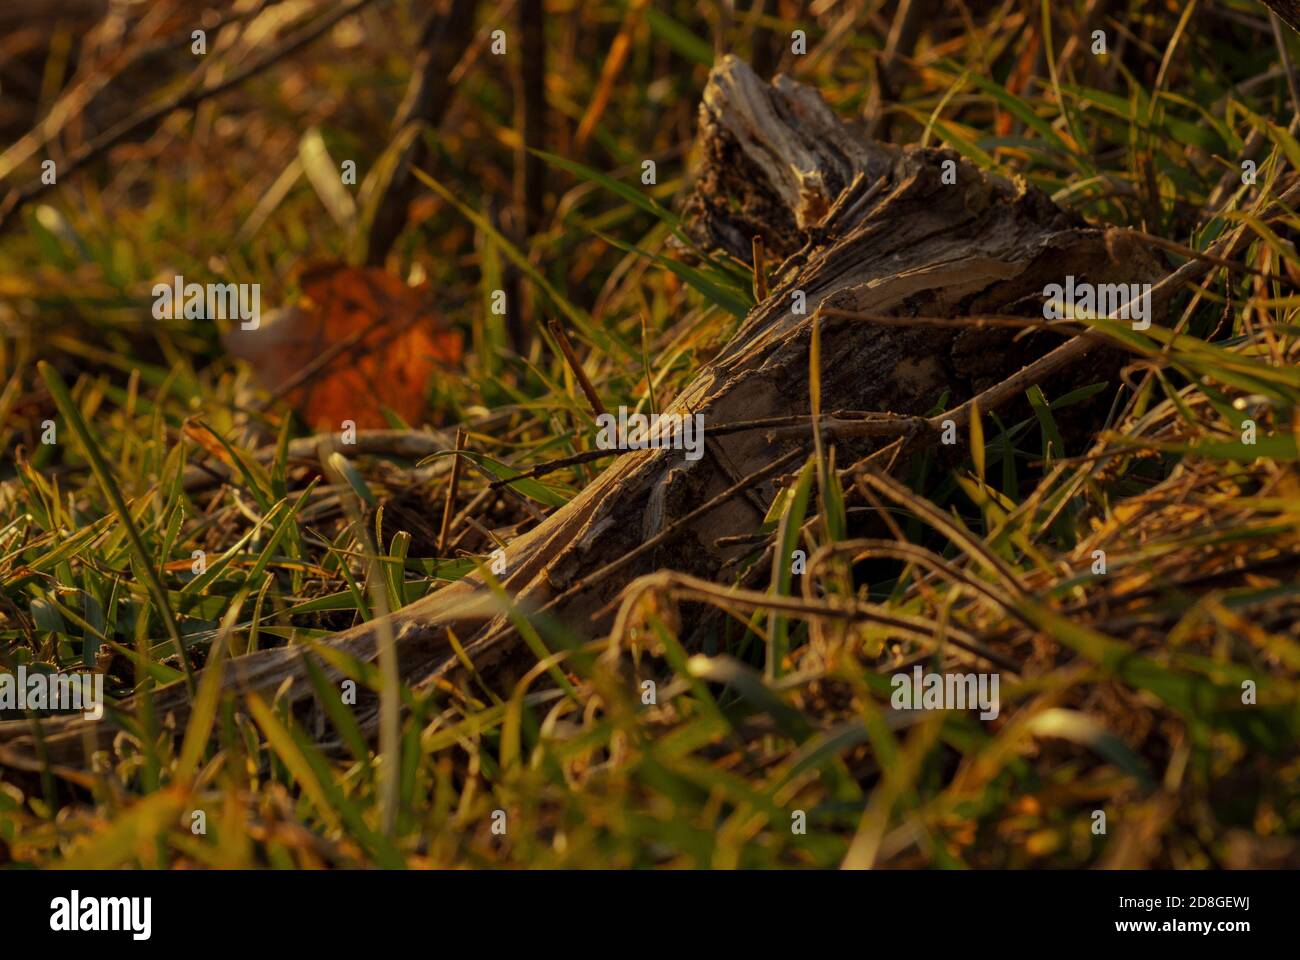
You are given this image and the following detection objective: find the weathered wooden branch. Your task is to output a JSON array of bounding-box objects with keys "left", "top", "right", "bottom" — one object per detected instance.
[{"left": 1, "top": 56, "right": 1163, "bottom": 768}]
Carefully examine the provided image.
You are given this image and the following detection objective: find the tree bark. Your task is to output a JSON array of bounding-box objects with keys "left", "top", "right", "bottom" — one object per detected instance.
[{"left": 1, "top": 56, "right": 1162, "bottom": 767}]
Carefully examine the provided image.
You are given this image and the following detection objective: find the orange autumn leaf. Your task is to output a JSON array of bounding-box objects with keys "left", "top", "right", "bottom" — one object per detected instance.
[{"left": 226, "top": 263, "right": 461, "bottom": 430}]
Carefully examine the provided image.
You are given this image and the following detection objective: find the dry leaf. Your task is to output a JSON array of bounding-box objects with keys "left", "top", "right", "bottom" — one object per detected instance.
[{"left": 226, "top": 263, "right": 461, "bottom": 430}]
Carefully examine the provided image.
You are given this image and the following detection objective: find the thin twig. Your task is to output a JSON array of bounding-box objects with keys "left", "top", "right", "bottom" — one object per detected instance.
[
  {"left": 1273, "top": 10, "right": 1300, "bottom": 122},
  {"left": 546, "top": 317, "right": 608, "bottom": 419},
  {"left": 751, "top": 235, "right": 769, "bottom": 301},
  {"left": 1262, "top": 1, "right": 1300, "bottom": 37},
  {"left": 486, "top": 447, "right": 619, "bottom": 486},
  {"left": 437, "top": 428, "right": 467, "bottom": 555},
  {"left": 0, "top": 0, "right": 385, "bottom": 233},
  {"left": 0, "top": 0, "right": 286, "bottom": 182}
]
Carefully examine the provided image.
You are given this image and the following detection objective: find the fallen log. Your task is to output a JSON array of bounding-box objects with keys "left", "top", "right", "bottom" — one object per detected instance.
[{"left": 1, "top": 55, "right": 1163, "bottom": 767}]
